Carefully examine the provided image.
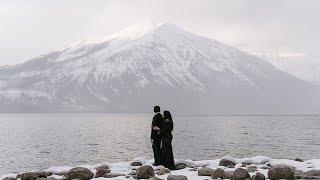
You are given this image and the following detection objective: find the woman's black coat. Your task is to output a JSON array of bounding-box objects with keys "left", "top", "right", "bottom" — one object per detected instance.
[{"left": 161, "top": 119, "right": 175, "bottom": 169}]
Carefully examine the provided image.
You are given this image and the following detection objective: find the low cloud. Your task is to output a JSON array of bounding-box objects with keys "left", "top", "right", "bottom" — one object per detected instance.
[{"left": 0, "top": 0, "right": 319, "bottom": 65}]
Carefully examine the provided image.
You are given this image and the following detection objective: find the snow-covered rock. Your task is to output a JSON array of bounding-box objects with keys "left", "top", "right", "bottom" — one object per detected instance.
[{"left": 1, "top": 156, "right": 320, "bottom": 180}]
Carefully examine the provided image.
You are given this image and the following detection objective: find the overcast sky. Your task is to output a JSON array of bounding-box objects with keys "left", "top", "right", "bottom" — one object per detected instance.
[{"left": 0, "top": 0, "right": 319, "bottom": 66}]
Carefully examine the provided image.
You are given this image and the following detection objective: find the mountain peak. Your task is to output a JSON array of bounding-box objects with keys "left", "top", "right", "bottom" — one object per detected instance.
[
  {"left": 108, "top": 20, "right": 164, "bottom": 39},
  {"left": 97, "top": 21, "right": 184, "bottom": 43},
  {"left": 59, "top": 21, "right": 172, "bottom": 51}
]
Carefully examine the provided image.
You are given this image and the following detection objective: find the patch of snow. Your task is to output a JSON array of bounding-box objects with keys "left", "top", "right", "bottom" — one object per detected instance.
[
  {"left": 48, "top": 174, "right": 64, "bottom": 180},
  {"left": 0, "top": 174, "right": 17, "bottom": 180},
  {"left": 44, "top": 166, "right": 73, "bottom": 174},
  {"left": 86, "top": 85, "right": 111, "bottom": 104},
  {"left": 269, "top": 159, "right": 313, "bottom": 171},
  {"left": 240, "top": 156, "right": 271, "bottom": 164}
]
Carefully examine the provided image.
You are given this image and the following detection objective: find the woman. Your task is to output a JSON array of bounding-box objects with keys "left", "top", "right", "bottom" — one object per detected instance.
[{"left": 160, "top": 110, "right": 175, "bottom": 170}]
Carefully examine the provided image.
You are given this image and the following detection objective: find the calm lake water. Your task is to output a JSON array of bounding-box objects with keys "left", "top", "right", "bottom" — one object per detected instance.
[{"left": 0, "top": 113, "right": 319, "bottom": 175}]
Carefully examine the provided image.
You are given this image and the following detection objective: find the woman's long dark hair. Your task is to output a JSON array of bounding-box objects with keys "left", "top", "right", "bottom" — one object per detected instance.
[{"left": 163, "top": 110, "right": 173, "bottom": 131}]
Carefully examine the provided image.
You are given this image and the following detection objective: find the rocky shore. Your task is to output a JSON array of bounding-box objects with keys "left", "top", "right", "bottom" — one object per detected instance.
[{"left": 1, "top": 156, "right": 320, "bottom": 180}]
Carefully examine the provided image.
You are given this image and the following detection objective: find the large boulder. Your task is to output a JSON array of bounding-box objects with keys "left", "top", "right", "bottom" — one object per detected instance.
[
  {"left": 95, "top": 165, "right": 110, "bottom": 178},
  {"left": 66, "top": 167, "right": 93, "bottom": 180},
  {"left": 197, "top": 167, "right": 214, "bottom": 176},
  {"left": 20, "top": 171, "right": 51, "bottom": 180},
  {"left": 268, "top": 165, "right": 294, "bottom": 180},
  {"left": 167, "top": 174, "right": 188, "bottom": 180},
  {"left": 211, "top": 168, "right": 225, "bottom": 179},
  {"left": 232, "top": 168, "right": 250, "bottom": 180},
  {"left": 304, "top": 170, "right": 320, "bottom": 176},
  {"left": 175, "top": 163, "right": 187, "bottom": 170},
  {"left": 20, "top": 172, "right": 41, "bottom": 180},
  {"left": 295, "top": 169, "right": 320, "bottom": 179},
  {"left": 219, "top": 158, "right": 236, "bottom": 167},
  {"left": 136, "top": 165, "right": 155, "bottom": 179},
  {"left": 252, "top": 172, "right": 265, "bottom": 180},
  {"left": 224, "top": 171, "right": 235, "bottom": 179}
]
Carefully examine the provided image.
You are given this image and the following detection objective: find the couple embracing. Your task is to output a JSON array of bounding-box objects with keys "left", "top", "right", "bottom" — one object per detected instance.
[{"left": 151, "top": 106, "right": 175, "bottom": 170}]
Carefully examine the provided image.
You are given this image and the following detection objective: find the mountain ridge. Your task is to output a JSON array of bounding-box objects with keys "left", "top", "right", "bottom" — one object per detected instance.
[{"left": 0, "top": 22, "right": 319, "bottom": 113}]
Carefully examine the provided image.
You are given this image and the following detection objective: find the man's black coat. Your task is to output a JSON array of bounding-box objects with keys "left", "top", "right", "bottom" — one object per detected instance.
[{"left": 151, "top": 112, "right": 163, "bottom": 140}]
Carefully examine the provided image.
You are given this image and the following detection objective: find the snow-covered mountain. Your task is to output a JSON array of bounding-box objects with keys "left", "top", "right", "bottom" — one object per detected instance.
[{"left": 0, "top": 22, "right": 319, "bottom": 113}]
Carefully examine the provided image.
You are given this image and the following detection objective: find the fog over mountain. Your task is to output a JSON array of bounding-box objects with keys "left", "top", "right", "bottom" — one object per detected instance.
[
  {"left": 258, "top": 53, "right": 320, "bottom": 85},
  {"left": 0, "top": 22, "right": 319, "bottom": 113}
]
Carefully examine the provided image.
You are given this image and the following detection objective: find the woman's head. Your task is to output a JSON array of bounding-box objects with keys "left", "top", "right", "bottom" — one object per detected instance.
[
  {"left": 163, "top": 110, "right": 172, "bottom": 122},
  {"left": 163, "top": 110, "right": 173, "bottom": 131}
]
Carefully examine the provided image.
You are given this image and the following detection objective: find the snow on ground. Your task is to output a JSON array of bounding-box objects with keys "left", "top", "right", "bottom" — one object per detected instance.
[{"left": 1, "top": 156, "right": 320, "bottom": 180}]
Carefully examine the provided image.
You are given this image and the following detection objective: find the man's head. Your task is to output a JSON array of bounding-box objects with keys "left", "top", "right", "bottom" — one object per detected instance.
[{"left": 154, "top": 106, "right": 160, "bottom": 113}]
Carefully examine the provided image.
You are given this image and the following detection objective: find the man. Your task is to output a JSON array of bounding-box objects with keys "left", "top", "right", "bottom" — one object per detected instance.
[{"left": 151, "top": 105, "right": 163, "bottom": 165}]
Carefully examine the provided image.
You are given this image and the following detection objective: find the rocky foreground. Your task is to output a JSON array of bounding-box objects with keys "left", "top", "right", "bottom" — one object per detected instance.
[{"left": 1, "top": 156, "right": 320, "bottom": 180}]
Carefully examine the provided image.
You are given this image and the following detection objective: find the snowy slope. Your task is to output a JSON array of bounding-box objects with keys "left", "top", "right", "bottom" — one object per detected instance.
[
  {"left": 259, "top": 54, "right": 320, "bottom": 85},
  {"left": 0, "top": 22, "right": 319, "bottom": 113}
]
